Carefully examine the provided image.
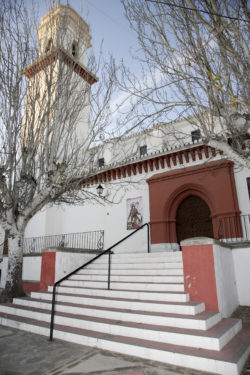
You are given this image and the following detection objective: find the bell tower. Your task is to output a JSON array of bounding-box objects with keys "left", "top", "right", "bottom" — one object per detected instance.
[
  {"left": 23, "top": 5, "right": 98, "bottom": 143},
  {"left": 37, "top": 5, "right": 92, "bottom": 65}
]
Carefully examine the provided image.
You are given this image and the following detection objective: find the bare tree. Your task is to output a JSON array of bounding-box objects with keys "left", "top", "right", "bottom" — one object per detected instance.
[
  {"left": 0, "top": 0, "right": 119, "bottom": 297},
  {"left": 121, "top": 0, "right": 250, "bottom": 167}
]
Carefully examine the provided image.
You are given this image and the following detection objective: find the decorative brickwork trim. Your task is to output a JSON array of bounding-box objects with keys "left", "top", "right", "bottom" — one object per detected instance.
[
  {"left": 83, "top": 144, "right": 217, "bottom": 186},
  {"left": 23, "top": 48, "right": 98, "bottom": 85}
]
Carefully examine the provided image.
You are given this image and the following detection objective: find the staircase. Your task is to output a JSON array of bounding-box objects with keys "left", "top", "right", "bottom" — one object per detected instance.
[{"left": 0, "top": 251, "right": 249, "bottom": 375}]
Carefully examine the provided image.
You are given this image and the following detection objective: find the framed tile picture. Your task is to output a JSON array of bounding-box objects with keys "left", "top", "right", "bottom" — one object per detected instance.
[{"left": 127, "top": 197, "right": 143, "bottom": 230}]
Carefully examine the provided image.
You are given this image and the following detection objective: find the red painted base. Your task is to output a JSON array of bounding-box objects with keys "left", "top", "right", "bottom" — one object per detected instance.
[
  {"left": 39, "top": 252, "right": 56, "bottom": 291},
  {"left": 22, "top": 281, "right": 40, "bottom": 293},
  {"left": 182, "top": 244, "right": 219, "bottom": 311}
]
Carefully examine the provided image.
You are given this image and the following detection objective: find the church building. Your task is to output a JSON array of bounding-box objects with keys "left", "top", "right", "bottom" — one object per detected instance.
[{"left": 0, "top": 5, "right": 249, "bottom": 375}]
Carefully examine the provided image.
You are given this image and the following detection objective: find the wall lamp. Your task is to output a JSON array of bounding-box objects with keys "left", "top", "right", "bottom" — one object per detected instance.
[{"left": 96, "top": 184, "right": 104, "bottom": 197}]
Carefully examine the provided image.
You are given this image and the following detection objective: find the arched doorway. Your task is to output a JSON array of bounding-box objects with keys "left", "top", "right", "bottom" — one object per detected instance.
[{"left": 176, "top": 195, "right": 213, "bottom": 243}]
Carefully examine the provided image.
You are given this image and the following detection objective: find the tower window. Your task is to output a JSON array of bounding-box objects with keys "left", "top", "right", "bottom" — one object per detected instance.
[
  {"left": 98, "top": 158, "right": 104, "bottom": 168},
  {"left": 45, "top": 39, "right": 52, "bottom": 52},
  {"left": 191, "top": 129, "right": 201, "bottom": 142},
  {"left": 72, "top": 41, "right": 78, "bottom": 57},
  {"left": 247, "top": 178, "right": 250, "bottom": 200},
  {"left": 140, "top": 145, "right": 147, "bottom": 157}
]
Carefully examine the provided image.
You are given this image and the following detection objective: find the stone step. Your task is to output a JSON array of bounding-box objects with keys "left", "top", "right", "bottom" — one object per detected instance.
[
  {"left": 85, "top": 262, "right": 183, "bottom": 270},
  {"left": 70, "top": 274, "right": 184, "bottom": 283},
  {"left": 108, "top": 251, "right": 182, "bottom": 259},
  {"left": 94, "top": 255, "right": 183, "bottom": 264},
  {"left": 0, "top": 304, "right": 241, "bottom": 351},
  {"left": 76, "top": 268, "right": 184, "bottom": 276},
  {"left": 12, "top": 297, "right": 221, "bottom": 330},
  {"left": 31, "top": 291, "right": 204, "bottom": 315},
  {"left": 0, "top": 312, "right": 249, "bottom": 375},
  {"left": 47, "top": 285, "right": 189, "bottom": 302},
  {"left": 60, "top": 280, "right": 185, "bottom": 292}
]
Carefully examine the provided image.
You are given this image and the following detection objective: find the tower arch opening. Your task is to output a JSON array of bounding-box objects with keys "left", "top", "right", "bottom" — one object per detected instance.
[{"left": 72, "top": 41, "right": 78, "bottom": 57}]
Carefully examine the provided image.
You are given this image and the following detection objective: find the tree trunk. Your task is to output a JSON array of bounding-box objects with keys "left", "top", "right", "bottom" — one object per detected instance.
[
  {"left": 3, "top": 231, "right": 8, "bottom": 255},
  {"left": 2, "top": 232, "right": 25, "bottom": 298}
]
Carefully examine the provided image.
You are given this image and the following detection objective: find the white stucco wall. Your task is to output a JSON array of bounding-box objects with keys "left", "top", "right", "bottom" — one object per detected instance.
[
  {"left": 55, "top": 251, "right": 101, "bottom": 282},
  {"left": 38, "top": 177, "right": 150, "bottom": 254},
  {"left": 232, "top": 246, "right": 250, "bottom": 306},
  {"left": 22, "top": 256, "right": 42, "bottom": 282},
  {"left": 0, "top": 256, "right": 8, "bottom": 288},
  {"left": 25, "top": 209, "right": 47, "bottom": 238},
  {"left": 213, "top": 243, "right": 239, "bottom": 317},
  {"left": 234, "top": 166, "right": 250, "bottom": 216},
  {"left": 102, "top": 177, "right": 150, "bottom": 253}
]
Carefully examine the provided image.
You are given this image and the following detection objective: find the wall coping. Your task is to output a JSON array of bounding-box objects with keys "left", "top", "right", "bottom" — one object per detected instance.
[
  {"left": 229, "top": 243, "right": 250, "bottom": 250},
  {"left": 181, "top": 237, "right": 250, "bottom": 251},
  {"left": 23, "top": 253, "right": 42, "bottom": 257},
  {"left": 181, "top": 237, "right": 220, "bottom": 246},
  {"left": 22, "top": 280, "right": 40, "bottom": 284},
  {"left": 41, "top": 247, "right": 102, "bottom": 254}
]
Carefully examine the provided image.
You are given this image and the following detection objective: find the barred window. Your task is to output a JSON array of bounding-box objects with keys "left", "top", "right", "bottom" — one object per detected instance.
[
  {"left": 98, "top": 158, "right": 104, "bottom": 168},
  {"left": 140, "top": 145, "right": 147, "bottom": 157},
  {"left": 191, "top": 129, "right": 201, "bottom": 142}
]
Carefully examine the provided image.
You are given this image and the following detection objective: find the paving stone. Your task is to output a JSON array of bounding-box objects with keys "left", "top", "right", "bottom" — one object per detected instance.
[
  {"left": 0, "top": 327, "right": 12, "bottom": 337},
  {"left": 112, "top": 372, "right": 146, "bottom": 375},
  {"left": 61, "top": 352, "right": 139, "bottom": 374}
]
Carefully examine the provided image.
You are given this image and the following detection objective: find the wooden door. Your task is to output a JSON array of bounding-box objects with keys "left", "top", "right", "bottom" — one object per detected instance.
[{"left": 176, "top": 195, "right": 213, "bottom": 243}]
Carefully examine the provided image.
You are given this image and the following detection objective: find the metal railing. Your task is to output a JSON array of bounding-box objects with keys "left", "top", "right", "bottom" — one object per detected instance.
[
  {"left": 49, "top": 222, "right": 150, "bottom": 341},
  {"left": 24, "top": 230, "right": 104, "bottom": 254},
  {"left": 218, "top": 214, "right": 250, "bottom": 243}
]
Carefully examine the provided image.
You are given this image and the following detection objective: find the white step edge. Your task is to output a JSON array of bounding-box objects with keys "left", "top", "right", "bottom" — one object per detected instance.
[
  {"left": 0, "top": 305, "right": 241, "bottom": 351},
  {"left": 12, "top": 298, "right": 221, "bottom": 330},
  {"left": 70, "top": 275, "right": 184, "bottom": 283},
  {"left": 60, "top": 280, "right": 185, "bottom": 292},
  {"left": 94, "top": 257, "right": 183, "bottom": 264},
  {"left": 84, "top": 262, "right": 183, "bottom": 269},
  {"left": 47, "top": 286, "right": 189, "bottom": 302},
  {"left": 96, "top": 252, "right": 183, "bottom": 261},
  {"left": 76, "top": 268, "right": 184, "bottom": 276},
  {"left": 108, "top": 251, "right": 183, "bottom": 258},
  {"left": 31, "top": 291, "right": 204, "bottom": 315}
]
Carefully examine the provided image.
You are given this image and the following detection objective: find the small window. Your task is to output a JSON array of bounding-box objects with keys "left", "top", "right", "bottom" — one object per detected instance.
[
  {"left": 247, "top": 178, "right": 250, "bottom": 200},
  {"left": 140, "top": 145, "right": 147, "bottom": 157},
  {"left": 98, "top": 158, "right": 104, "bottom": 168},
  {"left": 191, "top": 129, "right": 201, "bottom": 142},
  {"left": 72, "top": 41, "right": 78, "bottom": 57}
]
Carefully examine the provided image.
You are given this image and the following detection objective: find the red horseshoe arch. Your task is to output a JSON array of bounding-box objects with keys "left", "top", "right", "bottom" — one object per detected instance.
[{"left": 147, "top": 160, "right": 241, "bottom": 245}]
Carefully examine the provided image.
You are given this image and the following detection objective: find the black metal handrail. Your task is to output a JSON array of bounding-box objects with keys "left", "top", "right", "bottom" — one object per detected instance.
[{"left": 49, "top": 223, "right": 150, "bottom": 341}]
